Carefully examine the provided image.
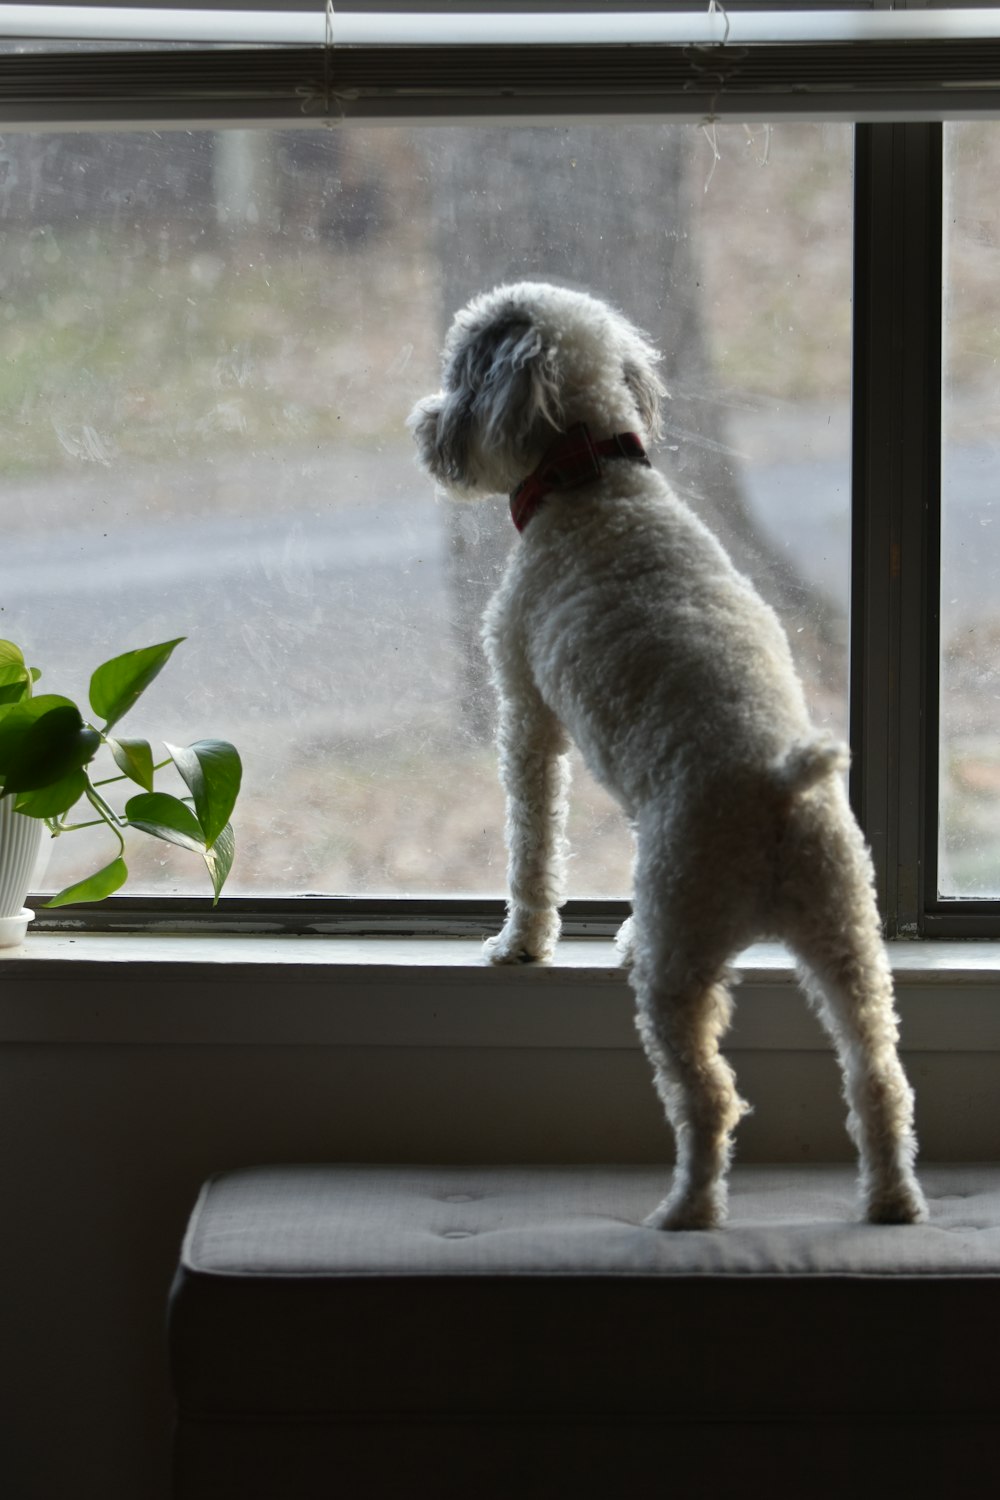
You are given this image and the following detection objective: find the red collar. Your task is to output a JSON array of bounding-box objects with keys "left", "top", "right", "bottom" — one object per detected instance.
[{"left": 510, "top": 423, "right": 650, "bottom": 533}]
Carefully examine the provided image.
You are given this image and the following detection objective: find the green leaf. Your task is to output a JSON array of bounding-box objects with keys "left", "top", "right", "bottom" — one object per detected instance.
[
  {"left": 0, "top": 681, "right": 30, "bottom": 708},
  {"left": 124, "top": 791, "right": 205, "bottom": 853},
  {"left": 0, "top": 645, "right": 37, "bottom": 703},
  {"left": 0, "top": 696, "right": 101, "bottom": 793},
  {"left": 0, "top": 658, "right": 32, "bottom": 706},
  {"left": 108, "top": 736, "right": 155, "bottom": 792},
  {"left": 203, "top": 821, "right": 235, "bottom": 903},
  {"left": 14, "top": 769, "right": 88, "bottom": 819},
  {"left": 166, "top": 739, "right": 242, "bottom": 849},
  {"left": 0, "top": 641, "right": 26, "bottom": 670},
  {"left": 89, "top": 638, "right": 185, "bottom": 730},
  {"left": 44, "top": 856, "right": 128, "bottom": 908}
]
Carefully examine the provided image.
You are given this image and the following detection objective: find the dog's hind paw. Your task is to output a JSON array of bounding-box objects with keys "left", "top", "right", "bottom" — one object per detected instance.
[
  {"left": 864, "top": 1175, "right": 929, "bottom": 1225},
  {"left": 643, "top": 1187, "right": 725, "bottom": 1232}
]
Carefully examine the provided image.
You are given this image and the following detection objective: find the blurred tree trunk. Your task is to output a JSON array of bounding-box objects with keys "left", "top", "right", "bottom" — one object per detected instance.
[
  {"left": 213, "top": 131, "right": 276, "bottom": 231},
  {"left": 428, "top": 125, "right": 843, "bottom": 739}
]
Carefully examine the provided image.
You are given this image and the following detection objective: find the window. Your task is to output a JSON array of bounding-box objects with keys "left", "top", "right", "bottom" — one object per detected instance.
[
  {"left": 1, "top": 1, "right": 998, "bottom": 936},
  {"left": 2, "top": 119, "right": 853, "bottom": 903},
  {"left": 940, "top": 121, "right": 1000, "bottom": 901}
]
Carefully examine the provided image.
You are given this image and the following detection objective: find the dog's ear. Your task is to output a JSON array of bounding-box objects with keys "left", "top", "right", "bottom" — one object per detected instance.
[
  {"left": 622, "top": 342, "right": 667, "bottom": 441},
  {"left": 428, "top": 318, "right": 561, "bottom": 486},
  {"left": 410, "top": 313, "right": 563, "bottom": 490},
  {"left": 473, "top": 320, "right": 563, "bottom": 455}
]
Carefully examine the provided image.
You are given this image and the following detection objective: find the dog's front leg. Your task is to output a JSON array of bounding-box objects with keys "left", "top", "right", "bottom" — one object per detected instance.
[{"left": 484, "top": 686, "right": 571, "bottom": 965}]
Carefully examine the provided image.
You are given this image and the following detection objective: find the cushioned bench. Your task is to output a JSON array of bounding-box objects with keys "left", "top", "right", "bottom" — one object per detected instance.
[{"left": 169, "top": 1163, "right": 1000, "bottom": 1500}]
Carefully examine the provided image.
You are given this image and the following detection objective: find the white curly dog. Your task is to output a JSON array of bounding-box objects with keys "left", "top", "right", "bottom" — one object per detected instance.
[{"left": 410, "top": 280, "right": 926, "bottom": 1231}]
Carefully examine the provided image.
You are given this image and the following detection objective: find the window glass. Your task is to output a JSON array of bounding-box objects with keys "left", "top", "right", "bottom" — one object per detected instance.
[
  {"left": 1, "top": 123, "right": 852, "bottom": 898},
  {"left": 941, "top": 122, "right": 1000, "bottom": 897}
]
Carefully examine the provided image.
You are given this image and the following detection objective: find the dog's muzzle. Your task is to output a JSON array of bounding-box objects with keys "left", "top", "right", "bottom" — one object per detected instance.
[{"left": 510, "top": 423, "right": 650, "bottom": 533}]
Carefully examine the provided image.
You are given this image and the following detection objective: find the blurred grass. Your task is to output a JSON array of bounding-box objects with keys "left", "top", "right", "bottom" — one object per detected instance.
[
  {"left": 0, "top": 122, "right": 861, "bottom": 486},
  {"left": 38, "top": 737, "right": 635, "bottom": 900},
  {"left": 0, "top": 229, "right": 437, "bottom": 478}
]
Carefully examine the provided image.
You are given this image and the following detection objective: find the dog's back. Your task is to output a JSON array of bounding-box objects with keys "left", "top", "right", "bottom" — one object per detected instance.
[{"left": 485, "top": 458, "right": 824, "bottom": 821}]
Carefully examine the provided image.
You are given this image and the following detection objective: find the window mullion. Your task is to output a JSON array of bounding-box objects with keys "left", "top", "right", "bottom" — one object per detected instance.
[{"left": 851, "top": 121, "right": 942, "bottom": 937}]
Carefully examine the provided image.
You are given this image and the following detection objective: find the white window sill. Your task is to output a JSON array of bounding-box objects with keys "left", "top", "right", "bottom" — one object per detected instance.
[{"left": 2, "top": 933, "right": 1000, "bottom": 1049}]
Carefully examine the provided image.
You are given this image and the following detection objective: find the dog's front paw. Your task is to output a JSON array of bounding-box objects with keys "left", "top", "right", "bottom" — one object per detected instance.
[
  {"left": 483, "top": 909, "right": 559, "bottom": 965},
  {"left": 483, "top": 931, "right": 540, "bottom": 965},
  {"left": 614, "top": 915, "right": 636, "bottom": 968}
]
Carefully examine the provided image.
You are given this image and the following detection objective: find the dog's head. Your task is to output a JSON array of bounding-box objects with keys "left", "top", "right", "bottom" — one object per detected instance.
[{"left": 408, "top": 281, "right": 666, "bottom": 498}]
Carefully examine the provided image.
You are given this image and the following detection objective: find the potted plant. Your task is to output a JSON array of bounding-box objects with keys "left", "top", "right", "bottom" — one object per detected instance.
[{"left": 0, "top": 637, "right": 242, "bottom": 944}]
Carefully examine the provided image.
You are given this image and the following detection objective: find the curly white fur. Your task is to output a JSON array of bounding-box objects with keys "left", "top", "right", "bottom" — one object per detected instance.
[{"left": 410, "top": 280, "right": 926, "bottom": 1232}]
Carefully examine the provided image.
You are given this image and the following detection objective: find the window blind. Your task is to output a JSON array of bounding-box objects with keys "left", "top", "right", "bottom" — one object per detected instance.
[{"left": 1, "top": 5, "right": 999, "bottom": 126}]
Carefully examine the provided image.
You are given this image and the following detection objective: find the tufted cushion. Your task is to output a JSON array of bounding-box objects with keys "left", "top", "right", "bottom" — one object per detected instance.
[
  {"left": 177, "top": 1161, "right": 1000, "bottom": 1278},
  {"left": 170, "top": 1162, "right": 1000, "bottom": 1427}
]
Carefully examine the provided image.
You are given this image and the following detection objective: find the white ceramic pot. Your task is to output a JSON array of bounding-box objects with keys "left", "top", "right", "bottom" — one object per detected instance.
[{"left": 0, "top": 794, "right": 44, "bottom": 945}]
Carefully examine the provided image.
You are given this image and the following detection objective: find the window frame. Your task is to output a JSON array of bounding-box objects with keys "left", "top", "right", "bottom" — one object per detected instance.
[
  {"left": 852, "top": 119, "right": 944, "bottom": 938},
  {"left": 852, "top": 114, "right": 1000, "bottom": 940},
  {"left": 3, "top": 3, "right": 996, "bottom": 937}
]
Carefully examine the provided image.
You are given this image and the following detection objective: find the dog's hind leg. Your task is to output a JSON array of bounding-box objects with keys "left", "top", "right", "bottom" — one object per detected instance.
[
  {"left": 788, "top": 924, "right": 926, "bottom": 1223},
  {"left": 627, "top": 848, "right": 751, "bottom": 1229},
  {"left": 778, "top": 788, "right": 927, "bottom": 1224},
  {"left": 484, "top": 678, "right": 571, "bottom": 964},
  {"left": 633, "top": 951, "right": 749, "bottom": 1231}
]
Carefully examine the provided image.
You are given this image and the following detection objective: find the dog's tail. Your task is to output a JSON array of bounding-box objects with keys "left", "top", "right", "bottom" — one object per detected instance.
[{"left": 773, "top": 735, "right": 850, "bottom": 797}]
